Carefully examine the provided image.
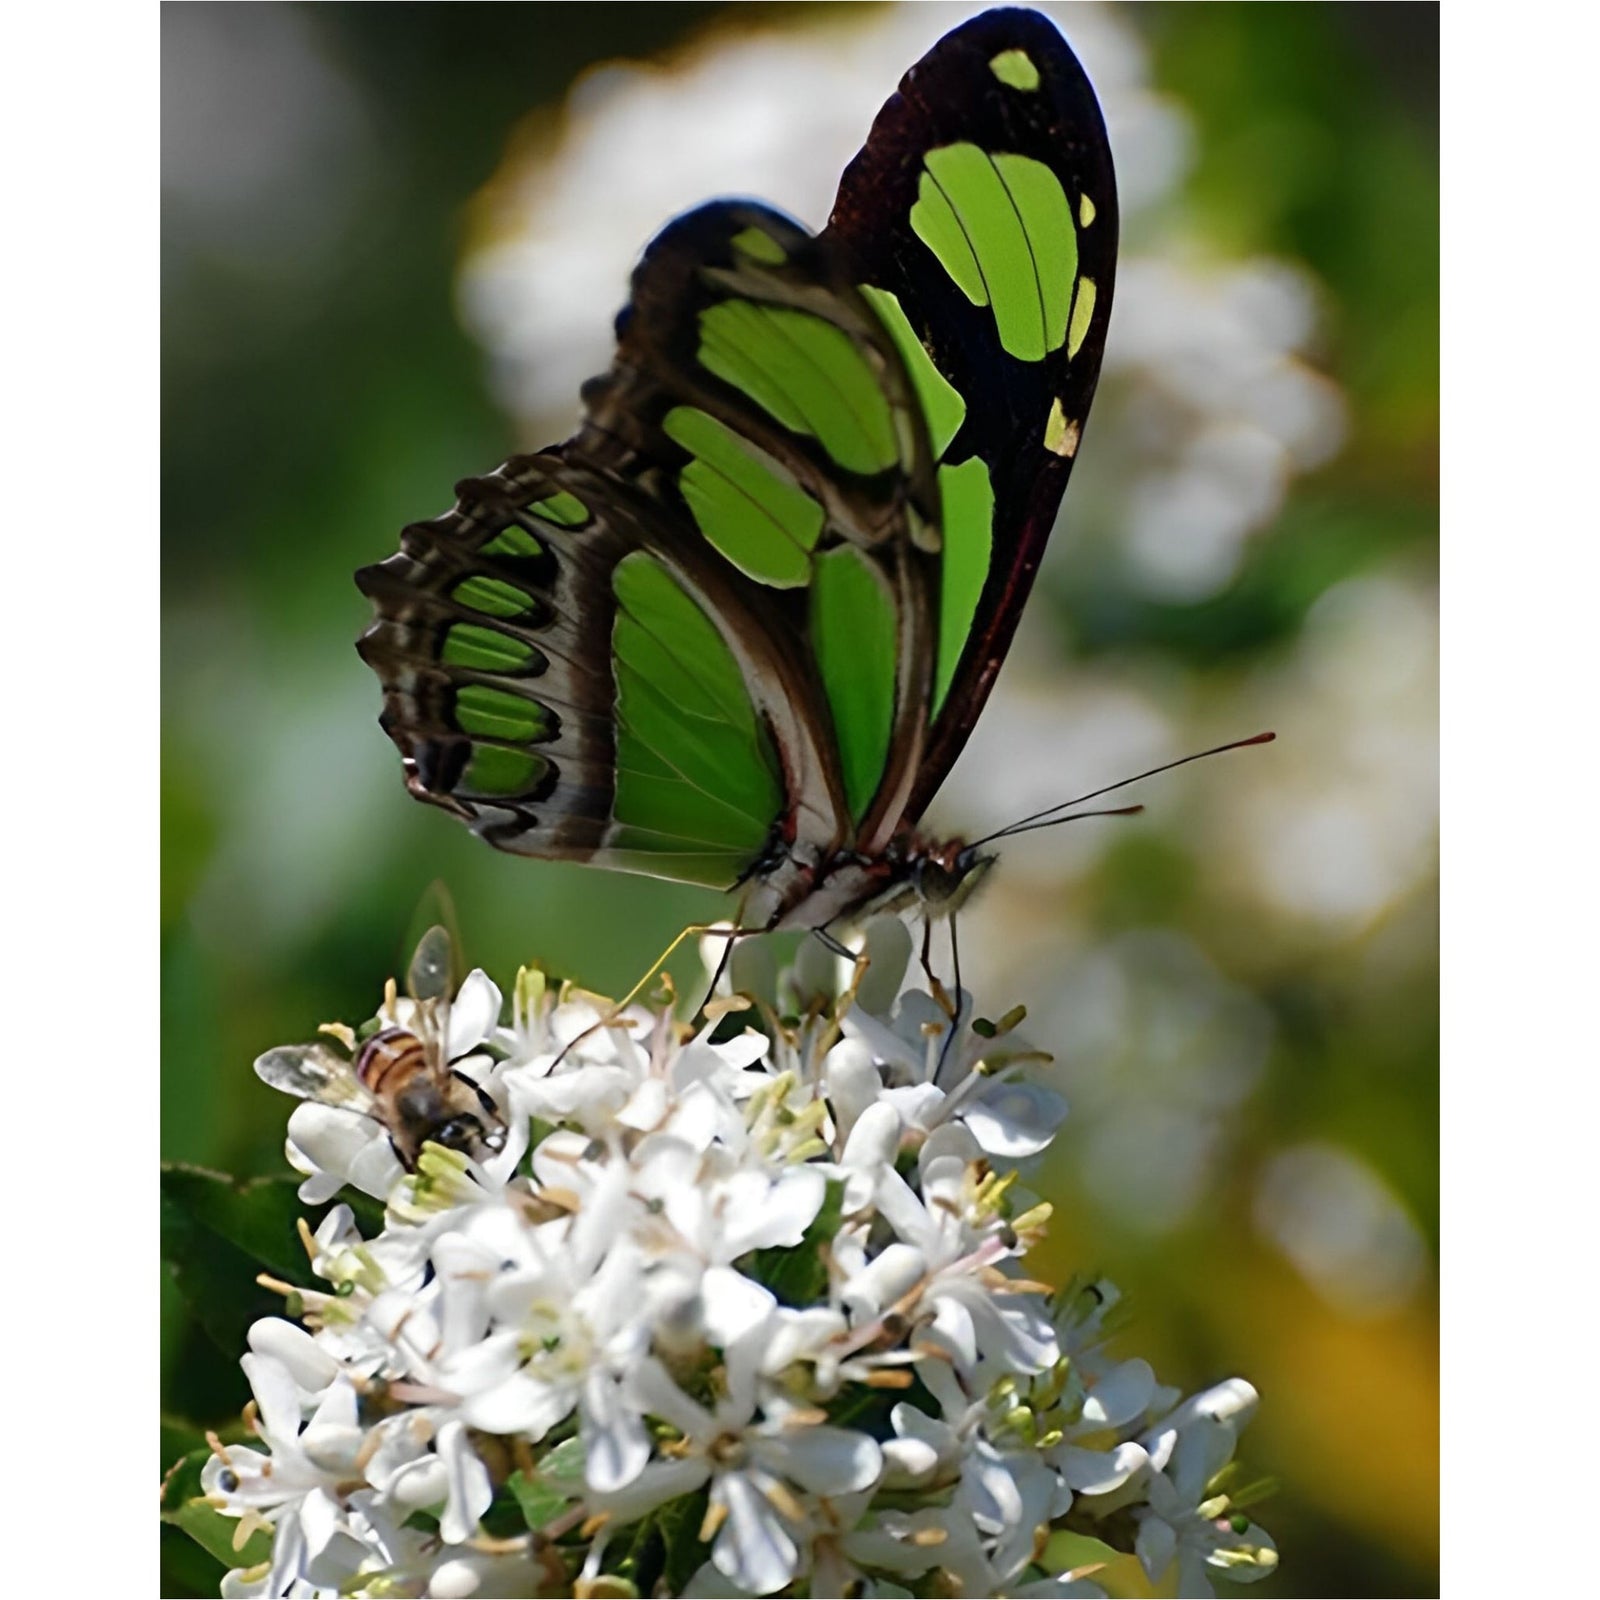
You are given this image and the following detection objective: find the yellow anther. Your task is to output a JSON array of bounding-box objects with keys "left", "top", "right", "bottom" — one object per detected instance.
[
  {"left": 763, "top": 1479, "right": 806, "bottom": 1522},
  {"left": 317, "top": 1020, "right": 357, "bottom": 1051},
  {"left": 232, "top": 1507, "right": 273, "bottom": 1551}
]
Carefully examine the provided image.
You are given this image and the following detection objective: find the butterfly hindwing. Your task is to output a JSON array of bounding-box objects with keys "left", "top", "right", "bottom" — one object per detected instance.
[
  {"left": 358, "top": 202, "right": 946, "bottom": 904},
  {"left": 820, "top": 7, "right": 1119, "bottom": 818}
]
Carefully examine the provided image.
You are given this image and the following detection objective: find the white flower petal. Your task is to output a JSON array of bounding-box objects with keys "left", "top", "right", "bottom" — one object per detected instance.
[
  {"left": 713, "top": 1471, "right": 800, "bottom": 1596},
  {"left": 263, "top": 1504, "right": 308, "bottom": 1597},
  {"left": 616, "top": 1076, "right": 669, "bottom": 1130},
  {"left": 720, "top": 1167, "right": 826, "bottom": 1256},
  {"left": 460, "top": 1371, "right": 574, "bottom": 1439},
  {"left": 296, "top": 1485, "right": 342, "bottom": 1561},
  {"left": 627, "top": 1356, "right": 716, "bottom": 1441},
  {"left": 840, "top": 1100, "right": 902, "bottom": 1172},
  {"left": 1135, "top": 1508, "right": 1178, "bottom": 1580},
  {"left": 679, "top": 1561, "right": 754, "bottom": 1599},
  {"left": 881, "top": 1081, "right": 948, "bottom": 1130},
  {"left": 1082, "top": 1358, "right": 1157, "bottom": 1428},
  {"left": 701, "top": 1266, "right": 777, "bottom": 1349},
  {"left": 447, "top": 971, "right": 503, "bottom": 1058},
  {"left": 918, "top": 1120, "right": 982, "bottom": 1173},
  {"left": 824, "top": 1038, "right": 883, "bottom": 1141},
  {"left": 592, "top": 1456, "right": 711, "bottom": 1524},
  {"left": 841, "top": 1007, "right": 923, "bottom": 1075},
  {"left": 300, "top": 1421, "right": 363, "bottom": 1476},
  {"left": 960, "top": 1081, "right": 1068, "bottom": 1158},
  {"left": 436, "top": 1419, "right": 493, "bottom": 1544},
  {"left": 963, "top": 1440, "right": 1024, "bottom": 1533},
  {"left": 757, "top": 1425, "right": 881, "bottom": 1495},
  {"left": 712, "top": 1029, "right": 771, "bottom": 1071},
  {"left": 880, "top": 1434, "right": 941, "bottom": 1484},
  {"left": 841, "top": 1243, "right": 926, "bottom": 1320},
  {"left": 760, "top": 1306, "right": 846, "bottom": 1373},
  {"left": 925, "top": 1294, "right": 978, "bottom": 1369},
  {"left": 239, "top": 1353, "right": 307, "bottom": 1449},
  {"left": 582, "top": 1370, "right": 650, "bottom": 1494},
  {"left": 247, "top": 1318, "right": 339, "bottom": 1394},
  {"left": 1055, "top": 1440, "right": 1148, "bottom": 1495},
  {"left": 854, "top": 915, "right": 913, "bottom": 1015}
]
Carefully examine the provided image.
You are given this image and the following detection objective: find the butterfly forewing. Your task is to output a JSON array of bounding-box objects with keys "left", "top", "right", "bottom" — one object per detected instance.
[{"left": 821, "top": 7, "right": 1119, "bottom": 818}]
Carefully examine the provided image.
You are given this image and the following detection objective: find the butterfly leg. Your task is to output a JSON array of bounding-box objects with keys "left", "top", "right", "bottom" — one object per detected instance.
[
  {"left": 811, "top": 925, "right": 855, "bottom": 961},
  {"left": 935, "top": 909, "right": 966, "bottom": 1083},
  {"left": 551, "top": 921, "right": 756, "bottom": 1068}
]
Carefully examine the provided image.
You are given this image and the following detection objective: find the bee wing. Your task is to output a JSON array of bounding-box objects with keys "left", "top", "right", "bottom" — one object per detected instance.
[
  {"left": 254, "top": 1042, "right": 377, "bottom": 1114},
  {"left": 408, "top": 925, "right": 454, "bottom": 1005},
  {"left": 407, "top": 924, "right": 458, "bottom": 1075}
]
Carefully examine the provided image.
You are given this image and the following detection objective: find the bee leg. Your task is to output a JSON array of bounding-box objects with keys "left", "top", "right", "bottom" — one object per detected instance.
[{"left": 451, "top": 1070, "right": 501, "bottom": 1122}]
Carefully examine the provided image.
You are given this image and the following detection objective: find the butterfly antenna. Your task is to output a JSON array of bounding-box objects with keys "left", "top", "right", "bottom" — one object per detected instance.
[
  {"left": 986, "top": 802, "right": 1145, "bottom": 841},
  {"left": 971, "top": 732, "right": 1276, "bottom": 847}
]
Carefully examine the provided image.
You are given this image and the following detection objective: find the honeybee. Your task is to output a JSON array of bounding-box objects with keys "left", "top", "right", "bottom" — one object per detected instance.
[{"left": 255, "top": 925, "right": 507, "bottom": 1171}]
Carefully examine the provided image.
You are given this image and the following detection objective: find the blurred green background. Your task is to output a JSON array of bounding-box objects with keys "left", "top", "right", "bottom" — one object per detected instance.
[{"left": 162, "top": 4, "right": 1437, "bottom": 1595}]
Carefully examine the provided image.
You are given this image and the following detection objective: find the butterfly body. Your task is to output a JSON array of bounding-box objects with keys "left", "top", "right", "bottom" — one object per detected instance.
[{"left": 357, "top": 9, "right": 1117, "bottom": 933}]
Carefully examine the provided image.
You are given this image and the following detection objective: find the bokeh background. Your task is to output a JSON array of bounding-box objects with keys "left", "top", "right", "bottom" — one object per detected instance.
[{"left": 162, "top": 4, "right": 1438, "bottom": 1595}]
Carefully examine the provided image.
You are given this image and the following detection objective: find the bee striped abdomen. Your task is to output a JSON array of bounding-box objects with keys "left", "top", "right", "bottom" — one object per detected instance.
[{"left": 355, "top": 1029, "right": 428, "bottom": 1095}]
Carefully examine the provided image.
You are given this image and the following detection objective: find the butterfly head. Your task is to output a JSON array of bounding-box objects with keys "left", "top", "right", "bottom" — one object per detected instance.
[{"left": 907, "top": 839, "right": 996, "bottom": 920}]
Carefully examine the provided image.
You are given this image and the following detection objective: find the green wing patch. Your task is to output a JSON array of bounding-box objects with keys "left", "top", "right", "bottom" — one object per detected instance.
[
  {"left": 860, "top": 285, "right": 966, "bottom": 458},
  {"left": 611, "top": 553, "right": 782, "bottom": 883},
  {"left": 810, "top": 546, "right": 898, "bottom": 823},
  {"left": 664, "top": 406, "right": 823, "bottom": 588},
  {"left": 911, "top": 143, "right": 1077, "bottom": 362},
  {"left": 934, "top": 458, "right": 994, "bottom": 714},
  {"left": 697, "top": 300, "right": 901, "bottom": 476}
]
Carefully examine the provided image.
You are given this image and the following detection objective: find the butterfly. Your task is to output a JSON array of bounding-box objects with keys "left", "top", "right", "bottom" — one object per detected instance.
[{"left": 357, "top": 8, "right": 1120, "bottom": 939}]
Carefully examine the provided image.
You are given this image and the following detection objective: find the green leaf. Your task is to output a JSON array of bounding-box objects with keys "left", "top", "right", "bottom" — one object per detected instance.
[
  {"left": 508, "top": 1436, "right": 588, "bottom": 1531},
  {"left": 160, "top": 1414, "right": 208, "bottom": 1475},
  {"left": 160, "top": 1164, "right": 310, "bottom": 1280},
  {"left": 739, "top": 1178, "right": 844, "bottom": 1308},
  {"left": 1043, "top": 1528, "right": 1123, "bottom": 1575},
  {"left": 161, "top": 1523, "right": 226, "bottom": 1599},
  {"left": 160, "top": 1165, "right": 310, "bottom": 1355},
  {"left": 161, "top": 1443, "right": 213, "bottom": 1513},
  {"left": 658, "top": 1487, "right": 713, "bottom": 1598},
  {"left": 168, "top": 1499, "right": 271, "bottom": 1571}
]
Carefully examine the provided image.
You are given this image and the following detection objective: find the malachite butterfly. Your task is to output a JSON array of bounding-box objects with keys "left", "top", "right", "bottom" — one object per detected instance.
[{"left": 357, "top": 8, "right": 1119, "bottom": 933}]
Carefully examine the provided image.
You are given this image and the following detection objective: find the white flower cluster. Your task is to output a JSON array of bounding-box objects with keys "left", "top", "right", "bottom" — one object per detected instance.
[{"left": 204, "top": 920, "right": 1278, "bottom": 1598}]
